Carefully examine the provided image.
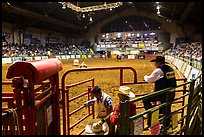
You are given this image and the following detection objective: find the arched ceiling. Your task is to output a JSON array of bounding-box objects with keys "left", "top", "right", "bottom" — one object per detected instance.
[{"left": 2, "top": 2, "right": 202, "bottom": 35}]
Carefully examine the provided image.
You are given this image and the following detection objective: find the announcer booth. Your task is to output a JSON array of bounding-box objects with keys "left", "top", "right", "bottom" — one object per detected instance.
[{"left": 6, "top": 58, "right": 62, "bottom": 135}]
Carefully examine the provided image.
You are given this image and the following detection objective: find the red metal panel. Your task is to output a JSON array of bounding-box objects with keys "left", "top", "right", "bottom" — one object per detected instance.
[
  {"left": 61, "top": 66, "right": 137, "bottom": 135},
  {"left": 3, "top": 59, "right": 62, "bottom": 135},
  {"left": 6, "top": 59, "right": 62, "bottom": 84},
  {"left": 2, "top": 92, "right": 15, "bottom": 97}
]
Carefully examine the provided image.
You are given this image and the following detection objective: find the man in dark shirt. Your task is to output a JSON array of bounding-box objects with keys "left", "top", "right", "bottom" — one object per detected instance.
[{"left": 143, "top": 56, "right": 177, "bottom": 128}]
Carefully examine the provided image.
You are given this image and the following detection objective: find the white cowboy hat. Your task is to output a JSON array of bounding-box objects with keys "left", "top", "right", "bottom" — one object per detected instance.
[
  {"left": 118, "top": 86, "right": 135, "bottom": 98},
  {"left": 85, "top": 118, "right": 109, "bottom": 135}
]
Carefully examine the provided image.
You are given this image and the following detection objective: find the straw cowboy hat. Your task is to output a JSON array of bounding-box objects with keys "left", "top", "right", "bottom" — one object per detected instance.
[
  {"left": 85, "top": 118, "right": 109, "bottom": 135},
  {"left": 118, "top": 86, "right": 135, "bottom": 98}
]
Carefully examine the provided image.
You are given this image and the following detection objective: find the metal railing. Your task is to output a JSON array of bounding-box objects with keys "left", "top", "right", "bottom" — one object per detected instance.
[
  {"left": 185, "top": 74, "right": 202, "bottom": 135},
  {"left": 165, "top": 54, "right": 202, "bottom": 70},
  {"left": 119, "top": 74, "right": 202, "bottom": 135},
  {"left": 2, "top": 78, "right": 60, "bottom": 135},
  {"left": 62, "top": 78, "right": 95, "bottom": 135},
  {"left": 61, "top": 66, "right": 138, "bottom": 135}
]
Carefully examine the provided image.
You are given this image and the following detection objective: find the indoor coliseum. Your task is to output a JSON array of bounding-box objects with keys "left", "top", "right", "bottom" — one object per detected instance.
[{"left": 2, "top": 2, "right": 202, "bottom": 135}]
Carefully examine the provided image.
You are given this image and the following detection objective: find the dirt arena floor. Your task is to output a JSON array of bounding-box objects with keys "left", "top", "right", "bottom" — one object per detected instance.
[{"left": 2, "top": 58, "right": 185, "bottom": 135}]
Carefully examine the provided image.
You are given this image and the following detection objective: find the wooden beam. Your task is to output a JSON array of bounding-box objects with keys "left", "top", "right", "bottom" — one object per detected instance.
[
  {"left": 2, "top": 4, "right": 81, "bottom": 30},
  {"left": 179, "top": 2, "right": 196, "bottom": 25}
]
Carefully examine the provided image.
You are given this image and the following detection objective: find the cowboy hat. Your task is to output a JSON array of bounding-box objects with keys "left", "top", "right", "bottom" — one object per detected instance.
[
  {"left": 92, "top": 122, "right": 102, "bottom": 133},
  {"left": 150, "top": 56, "right": 168, "bottom": 64},
  {"left": 85, "top": 118, "right": 109, "bottom": 135},
  {"left": 118, "top": 86, "right": 135, "bottom": 98}
]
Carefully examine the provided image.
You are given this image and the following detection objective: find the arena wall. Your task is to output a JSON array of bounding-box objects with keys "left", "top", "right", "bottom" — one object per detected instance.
[
  {"left": 3, "top": 54, "right": 201, "bottom": 83},
  {"left": 165, "top": 55, "right": 202, "bottom": 84}
]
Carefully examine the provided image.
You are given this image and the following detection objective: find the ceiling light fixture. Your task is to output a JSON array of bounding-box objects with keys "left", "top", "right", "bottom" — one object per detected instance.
[
  {"left": 62, "top": 5, "right": 66, "bottom": 9},
  {"left": 157, "top": 9, "right": 160, "bottom": 15},
  {"left": 156, "top": 5, "right": 161, "bottom": 10},
  {"left": 59, "top": 2, "right": 123, "bottom": 12},
  {"left": 89, "top": 17, "right": 92, "bottom": 22},
  {"left": 156, "top": 2, "right": 161, "bottom": 16},
  {"left": 82, "top": 14, "right": 85, "bottom": 18},
  {"left": 7, "top": 2, "right": 11, "bottom": 6}
]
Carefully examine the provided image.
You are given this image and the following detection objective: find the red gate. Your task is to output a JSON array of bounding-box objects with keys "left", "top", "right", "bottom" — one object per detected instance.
[
  {"left": 2, "top": 59, "right": 62, "bottom": 135},
  {"left": 61, "top": 66, "right": 138, "bottom": 135}
]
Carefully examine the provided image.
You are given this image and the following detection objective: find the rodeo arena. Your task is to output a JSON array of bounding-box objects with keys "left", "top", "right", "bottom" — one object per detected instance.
[{"left": 2, "top": 2, "right": 202, "bottom": 135}]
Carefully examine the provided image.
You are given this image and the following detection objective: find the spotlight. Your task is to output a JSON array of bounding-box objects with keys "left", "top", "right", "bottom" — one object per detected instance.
[
  {"left": 82, "top": 14, "right": 85, "bottom": 18},
  {"left": 62, "top": 5, "right": 66, "bottom": 9},
  {"left": 157, "top": 10, "right": 160, "bottom": 15},
  {"left": 156, "top": 5, "right": 161, "bottom": 10},
  {"left": 89, "top": 17, "right": 92, "bottom": 22}
]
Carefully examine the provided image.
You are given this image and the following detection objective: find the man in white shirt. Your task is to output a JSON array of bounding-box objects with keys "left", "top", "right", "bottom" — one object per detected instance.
[
  {"left": 85, "top": 86, "right": 115, "bottom": 135},
  {"left": 143, "top": 56, "right": 177, "bottom": 129}
]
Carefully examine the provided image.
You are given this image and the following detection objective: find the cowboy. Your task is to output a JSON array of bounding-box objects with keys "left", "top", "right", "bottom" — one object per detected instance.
[
  {"left": 85, "top": 86, "right": 115, "bottom": 135},
  {"left": 143, "top": 56, "right": 177, "bottom": 129}
]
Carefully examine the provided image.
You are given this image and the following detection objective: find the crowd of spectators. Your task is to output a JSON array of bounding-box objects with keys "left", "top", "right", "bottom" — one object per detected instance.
[
  {"left": 164, "top": 42, "right": 202, "bottom": 62},
  {"left": 3, "top": 41, "right": 202, "bottom": 63},
  {"left": 2, "top": 43, "right": 94, "bottom": 57}
]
